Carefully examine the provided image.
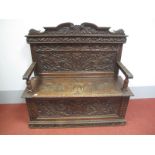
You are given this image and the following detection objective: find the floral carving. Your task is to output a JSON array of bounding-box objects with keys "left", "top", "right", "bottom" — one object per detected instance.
[
  {"left": 36, "top": 98, "right": 121, "bottom": 117},
  {"left": 36, "top": 51, "right": 116, "bottom": 72}
]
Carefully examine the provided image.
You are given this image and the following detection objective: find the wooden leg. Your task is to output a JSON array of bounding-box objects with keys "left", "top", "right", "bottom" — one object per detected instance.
[
  {"left": 26, "top": 80, "right": 32, "bottom": 92},
  {"left": 122, "top": 77, "right": 129, "bottom": 90}
]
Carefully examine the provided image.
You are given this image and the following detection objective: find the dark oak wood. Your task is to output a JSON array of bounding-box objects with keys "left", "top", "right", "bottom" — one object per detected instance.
[
  {"left": 117, "top": 61, "right": 133, "bottom": 79},
  {"left": 23, "top": 62, "right": 36, "bottom": 92},
  {"left": 23, "top": 62, "right": 36, "bottom": 80},
  {"left": 22, "top": 23, "right": 133, "bottom": 128},
  {"left": 117, "top": 61, "right": 133, "bottom": 90}
]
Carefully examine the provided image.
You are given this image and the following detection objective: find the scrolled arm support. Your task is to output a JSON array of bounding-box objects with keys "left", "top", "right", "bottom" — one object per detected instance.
[
  {"left": 117, "top": 61, "right": 133, "bottom": 90},
  {"left": 23, "top": 62, "right": 36, "bottom": 92}
]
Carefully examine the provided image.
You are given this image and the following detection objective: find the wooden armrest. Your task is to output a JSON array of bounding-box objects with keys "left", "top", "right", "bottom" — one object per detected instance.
[
  {"left": 23, "top": 62, "right": 36, "bottom": 92},
  {"left": 117, "top": 61, "right": 133, "bottom": 90},
  {"left": 23, "top": 62, "right": 36, "bottom": 80},
  {"left": 117, "top": 61, "right": 133, "bottom": 79}
]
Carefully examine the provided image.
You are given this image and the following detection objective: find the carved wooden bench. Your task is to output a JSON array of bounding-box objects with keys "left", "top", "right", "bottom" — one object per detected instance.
[{"left": 22, "top": 23, "right": 133, "bottom": 128}]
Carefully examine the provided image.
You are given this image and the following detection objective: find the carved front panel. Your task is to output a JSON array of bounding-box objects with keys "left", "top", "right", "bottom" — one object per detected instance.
[
  {"left": 35, "top": 51, "right": 116, "bottom": 72},
  {"left": 34, "top": 98, "right": 121, "bottom": 118}
]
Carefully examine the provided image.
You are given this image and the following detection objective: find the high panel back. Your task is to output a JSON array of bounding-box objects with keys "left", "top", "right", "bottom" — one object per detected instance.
[{"left": 26, "top": 23, "right": 126, "bottom": 76}]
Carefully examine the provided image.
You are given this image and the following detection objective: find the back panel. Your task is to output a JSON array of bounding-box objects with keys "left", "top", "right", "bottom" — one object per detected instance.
[{"left": 26, "top": 23, "right": 126, "bottom": 75}]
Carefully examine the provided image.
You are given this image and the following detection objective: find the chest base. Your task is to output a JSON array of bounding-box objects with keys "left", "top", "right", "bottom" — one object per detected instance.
[{"left": 26, "top": 96, "right": 130, "bottom": 128}]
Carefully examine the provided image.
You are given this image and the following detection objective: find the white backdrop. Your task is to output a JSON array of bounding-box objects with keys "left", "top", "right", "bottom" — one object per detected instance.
[{"left": 0, "top": 0, "right": 155, "bottom": 91}]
